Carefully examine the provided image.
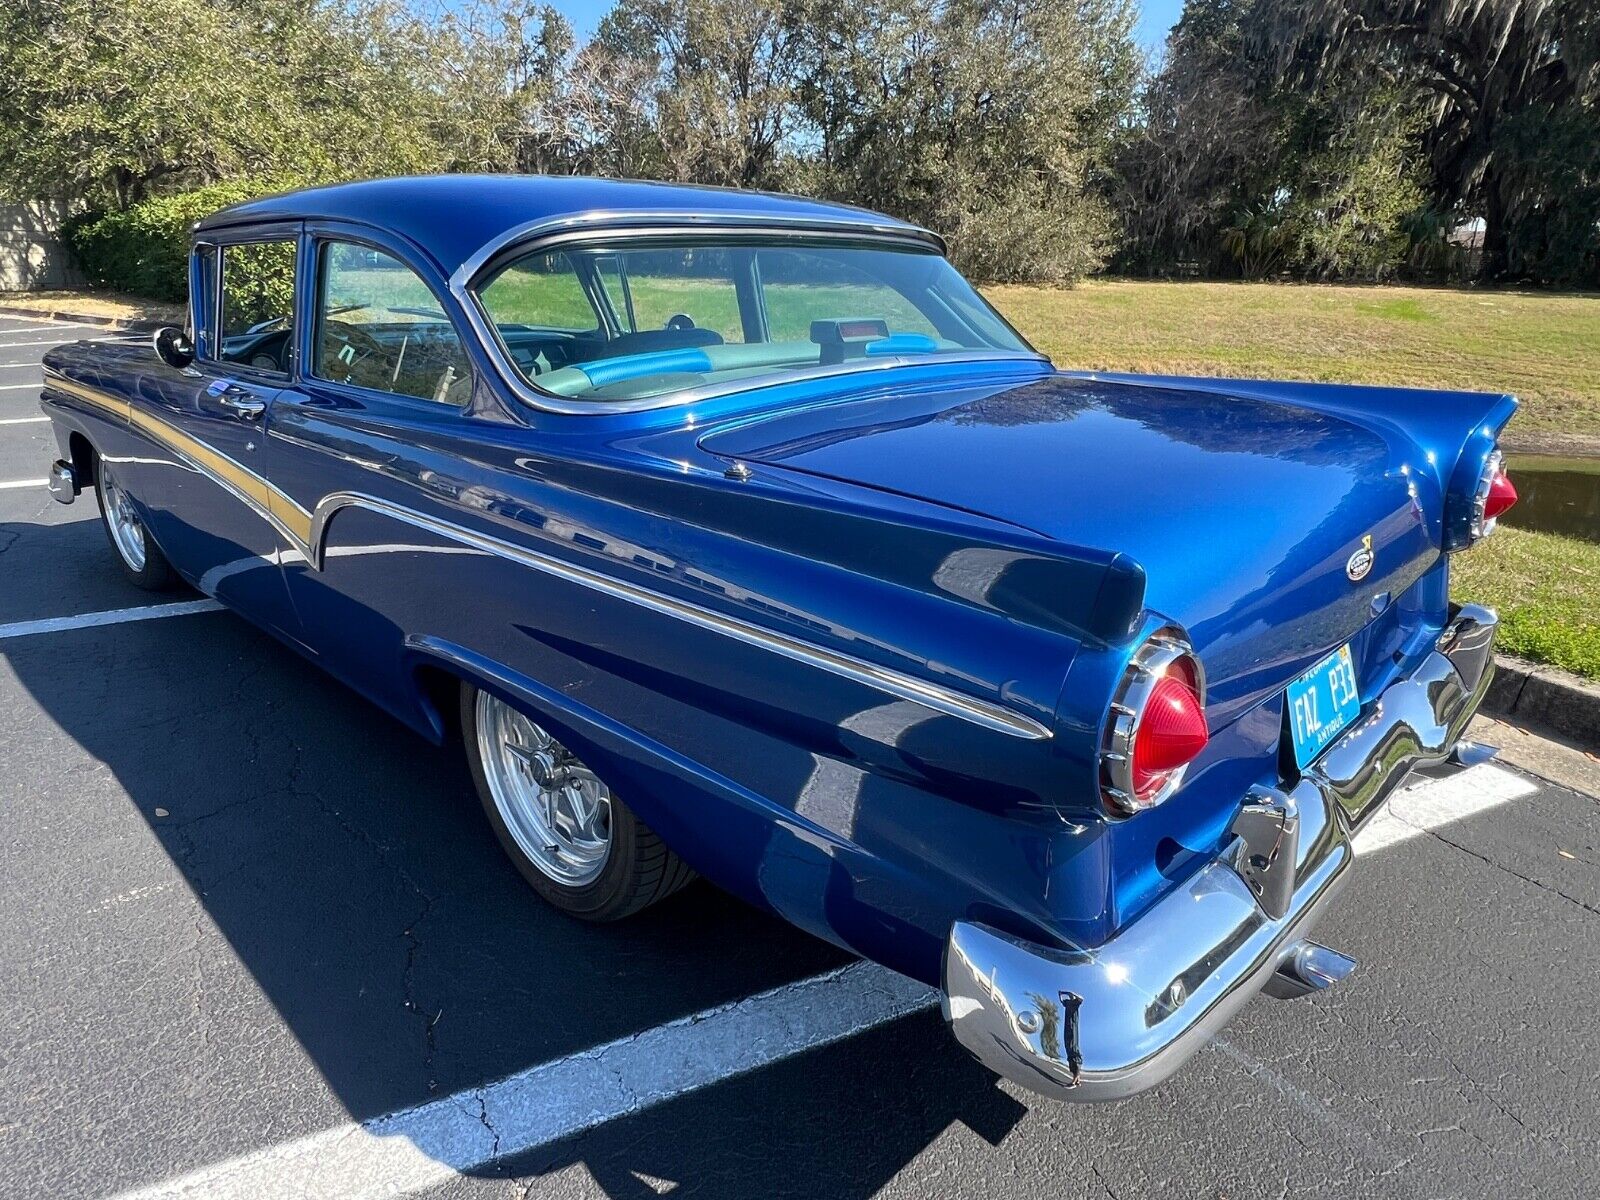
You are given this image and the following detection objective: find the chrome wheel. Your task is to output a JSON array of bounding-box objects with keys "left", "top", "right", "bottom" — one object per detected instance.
[
  {"left": 100, "top": 464, "right": 147, "bottom": 572},
  {"left": 474, "top": 693, "right": 613, "bottom": 886}
]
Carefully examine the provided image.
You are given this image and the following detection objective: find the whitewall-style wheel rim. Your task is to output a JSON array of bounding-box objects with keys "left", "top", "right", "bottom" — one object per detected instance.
[
  {"left": 475, "top": 692, "right": 613, "bottom": 886},
  {"left": 100, "top": 464, "right": 147, "bottom": 572}
]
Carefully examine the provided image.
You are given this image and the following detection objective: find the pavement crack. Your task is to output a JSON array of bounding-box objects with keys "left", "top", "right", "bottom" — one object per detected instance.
[
  {"left": 476, "top": 1091, "right": 501, "bottom": 1160},
  {"left": 286, "top": 746, "right": 443, "bottom": 1090},
  {"left": 1423, "top": 827, "right": 1600, "bottom": 918},
  {"left": 1085, "top": 1162, "right": 1122, "bottom": 1200}
]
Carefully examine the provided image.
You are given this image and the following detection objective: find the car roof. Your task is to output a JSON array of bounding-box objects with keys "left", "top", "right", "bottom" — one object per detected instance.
[{"left": 194, "top": 175, "right": 939, "bottom": 278}]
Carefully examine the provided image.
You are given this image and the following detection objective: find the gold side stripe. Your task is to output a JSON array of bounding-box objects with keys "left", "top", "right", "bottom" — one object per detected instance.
[
  {"left": 45, "top": 374, "right": 314, "bottom": 550},
  {"left": 45, "top": 376, "right": 132, "bottom": 423},
  {"left": 43, "top": 377, "right": 1051, "bottom": 740}
]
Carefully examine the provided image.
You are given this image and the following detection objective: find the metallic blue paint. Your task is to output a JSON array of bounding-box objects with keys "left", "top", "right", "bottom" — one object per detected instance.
[{"left": 40, "top": 177, "right": 1516, "bottom": 999}]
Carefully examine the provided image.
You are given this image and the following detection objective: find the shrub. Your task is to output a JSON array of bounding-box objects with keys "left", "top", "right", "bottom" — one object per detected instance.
[{"left": 64, "top": 178, "right": 307, "bottom": 301}]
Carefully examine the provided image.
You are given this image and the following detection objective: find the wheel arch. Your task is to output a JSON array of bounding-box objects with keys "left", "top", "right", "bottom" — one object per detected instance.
[
  {"left": 66, "top": 429, "right": 98, "bottom": 490},
  {"left": 396, "top": 632, "right": 824, "bottom": 915}
]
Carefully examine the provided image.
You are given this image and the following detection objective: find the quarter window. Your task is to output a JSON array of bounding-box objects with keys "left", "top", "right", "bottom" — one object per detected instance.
[
  {"left": 313, "top": 242, "right": 471, "bottom": 404},
  {"left": 218, "top": 240, "right": 297, "bottom": 374}
]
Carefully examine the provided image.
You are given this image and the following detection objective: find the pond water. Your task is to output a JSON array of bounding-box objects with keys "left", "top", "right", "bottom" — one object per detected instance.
[{"left": 1502, "top": 455, "right": 1600, "bottom": 544}]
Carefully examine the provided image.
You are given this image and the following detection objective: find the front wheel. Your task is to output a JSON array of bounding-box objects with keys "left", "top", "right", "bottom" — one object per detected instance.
[
  {"left": 460, "top": 686, "right": 695, "bottom": 920},
  {"left": 94, "top": 458, "right": 177, "bottom": 590}
]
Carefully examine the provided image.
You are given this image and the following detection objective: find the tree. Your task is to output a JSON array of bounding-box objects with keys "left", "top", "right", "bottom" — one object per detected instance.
[
  {"left": 596, "top": 0, "right": 805, "bottom": 188},
  {"left": 794, "top": 0, "right": 1140, "bottom": 283},
  {"left": 429, "top": 2, "right": 575, "bottom": 174},
  {"left": 1261, "top": 0, "right": 1600, "bottom": 281},
  {"left": 0, "top": 0, "right": 459, "bottom": 208},
  {"left": 1117, "top": 0, "right": 1435, "bottom": 282}
]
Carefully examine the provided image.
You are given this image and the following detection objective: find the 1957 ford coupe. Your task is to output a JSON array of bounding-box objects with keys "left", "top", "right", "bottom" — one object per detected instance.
[{"left": 40, "top": 176, "right": 1519, "bottom": 1102}]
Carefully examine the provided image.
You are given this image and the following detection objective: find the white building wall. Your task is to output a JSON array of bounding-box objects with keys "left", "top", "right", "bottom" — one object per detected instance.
[{"left": 0, "top": 199, "right": 84, "bottom": 291}]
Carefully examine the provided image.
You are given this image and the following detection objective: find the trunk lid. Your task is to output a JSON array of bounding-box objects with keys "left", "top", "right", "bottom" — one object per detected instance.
[{"left": 700, "top": 373, "right": 1437, "bottom": 722}]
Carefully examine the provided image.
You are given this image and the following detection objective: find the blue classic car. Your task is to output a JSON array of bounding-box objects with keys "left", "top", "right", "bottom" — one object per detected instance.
[{"left": 40, "top": 176, "right": 1519, "bottom": 1102}]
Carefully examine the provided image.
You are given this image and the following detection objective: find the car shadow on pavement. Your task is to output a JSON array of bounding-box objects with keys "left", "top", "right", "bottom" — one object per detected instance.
[{"left": 2, "top": 531, "right": 1027, "bottom": 1195}]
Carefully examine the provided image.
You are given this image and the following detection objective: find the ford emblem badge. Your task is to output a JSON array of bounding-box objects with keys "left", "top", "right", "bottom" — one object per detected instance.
[{"left": 1346, "top": 535, "right": 1375, "bottom": 582}]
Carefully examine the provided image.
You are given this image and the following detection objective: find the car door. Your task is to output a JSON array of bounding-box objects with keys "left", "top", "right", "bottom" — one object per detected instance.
[
  {"left": 262, "top": 229, "right": 482, "bottom": 718},
  {"left": 127, "top": 227, "right": 304, "bottom": 641}
]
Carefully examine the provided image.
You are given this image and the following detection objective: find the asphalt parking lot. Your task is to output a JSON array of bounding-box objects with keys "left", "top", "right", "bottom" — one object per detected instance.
[{"left": 2, "top": 315, "right": 1597, "bottom": 1200}]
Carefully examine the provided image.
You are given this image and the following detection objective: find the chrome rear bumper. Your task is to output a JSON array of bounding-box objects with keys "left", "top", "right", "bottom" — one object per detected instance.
[{"left": 943, "top": 603, "right": 1499, "bottom": 1102}]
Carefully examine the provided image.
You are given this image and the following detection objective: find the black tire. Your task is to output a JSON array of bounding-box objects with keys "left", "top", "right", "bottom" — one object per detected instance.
[
  {"left": 460, "top": 684, "right": 695, "bottom": 921},
  {"left": 93, "top": 455, "right": 178, "bottom": 591}
]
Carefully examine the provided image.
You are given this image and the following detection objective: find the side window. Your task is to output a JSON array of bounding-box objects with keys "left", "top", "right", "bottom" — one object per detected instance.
[
  {"left": 192, "top": 245, "right": 217, "bottom": 360},
  {"left": 479, "top": 252, "right": 601, "bottom": 332},
  {"left": 219, "top": 240, "right": 297, "bottom": 373},
  {"left": 314, "top": 241, "right": 471, "bottom": 404}
]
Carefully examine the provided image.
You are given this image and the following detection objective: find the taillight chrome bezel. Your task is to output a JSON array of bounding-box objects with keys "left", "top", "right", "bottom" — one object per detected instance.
[
  {"left": 1100, "top": 629, "right": 1207, "bottom": 818},
  {"left": 1469, "top": 448, "right": 1505, "bottom": 542}
]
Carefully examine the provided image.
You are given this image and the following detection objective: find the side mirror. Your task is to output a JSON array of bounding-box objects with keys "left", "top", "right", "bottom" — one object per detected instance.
[{"left": 153, "top": 326, "right": 195, "bottom": 369}]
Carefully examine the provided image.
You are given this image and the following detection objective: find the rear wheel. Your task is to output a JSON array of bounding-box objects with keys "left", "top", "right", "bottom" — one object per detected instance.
[
  {"left": 461, "top": 685, "right": 694, "bottom": 920},
  {"left": 94, "top": 457, "right": 177, "bottom": 591}
]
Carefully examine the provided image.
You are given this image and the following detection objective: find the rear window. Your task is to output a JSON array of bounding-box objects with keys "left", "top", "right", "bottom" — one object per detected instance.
[{"left": 472, "top": 238, "right": 1035, "bottom": 404}]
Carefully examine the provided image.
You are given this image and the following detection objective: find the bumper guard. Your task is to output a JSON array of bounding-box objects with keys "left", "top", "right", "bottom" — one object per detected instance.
[{"left": 943, "top": 604, "right": 1499, "bottom": 1102}]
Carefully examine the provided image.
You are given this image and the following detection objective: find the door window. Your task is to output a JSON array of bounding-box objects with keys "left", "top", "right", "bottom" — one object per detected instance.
[
  {"left": 314, "top": 241, "right": 471, "bottom": 404},
  {"left": 218, "top": 239, "right": 297, "bottom": 374}
]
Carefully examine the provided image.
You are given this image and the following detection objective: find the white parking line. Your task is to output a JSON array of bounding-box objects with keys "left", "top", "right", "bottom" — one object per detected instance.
[
  {"left": 0, "top": 416, "right": 47, "bottom": 425},
  {"left": 108, "top": 762, "right": 1536, "bottom": 1200},
  {"left": 1352, "top": 763, "right": 1537, "bottom": 853},
  {"left": 0, "top": 478, "right": 46, "bottom": 489},
  {"left": 0, "top": 599, "right": 224, "bottom": 641},
  {"left": 0, "top": 382, "right": 42, "bottom": 390},
  {"left": 114, "top": 961, "right": 938, "bottom": 1200},
  {"left": 0, "top": 317, "right": 121, "bottom": 332},
  {"left": 0, "top": 335, "right": 139, "bottom": 350}
]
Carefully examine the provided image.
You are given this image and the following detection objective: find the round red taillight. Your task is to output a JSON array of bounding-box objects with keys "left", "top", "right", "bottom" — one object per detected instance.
[
  {"left": 1468, "top": 450, "right": 1517, "bottom": 542},
  {"left": 1102, "top": 633, "right": 1209, "bottom": 817},
  {"left": 1130, "top": 672, "right": 1209, "bottom": 797},
  {"left": 1482, "top": 468, "right": 1517, "bottom": 523}
]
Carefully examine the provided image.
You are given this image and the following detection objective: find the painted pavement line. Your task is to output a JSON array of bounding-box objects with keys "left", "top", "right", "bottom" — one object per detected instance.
[
  {"left": 106, "top": 762, "right": 1536, "bottom": 1200},
  {"left": 0, "top": 478, "right": 46, "bottom": 489},
  {"left": 0, "top": 335, "right": 140, "bottom": 350},
  {"left": 0, "top": 382, "right": 42, "bottom": 390},
  {"left": 0, "top": 416, "right": 48, "bottom": 425},
  {"left": 0, "top": 599, "right": 225, "bottom": 641}
]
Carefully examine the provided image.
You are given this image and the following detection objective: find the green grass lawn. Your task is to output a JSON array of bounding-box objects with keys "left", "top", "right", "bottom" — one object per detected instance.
[
  {"left": 984, "top": 279, "right": 1600, "bottom": 446},
  {"left": 1450, "top": 527, "right": 1600, "bottom": 680}
]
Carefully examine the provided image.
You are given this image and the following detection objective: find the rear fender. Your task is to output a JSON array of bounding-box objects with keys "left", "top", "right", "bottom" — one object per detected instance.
[{"left": 1080, "top": 373, "right": 1519, "bottom": 549}]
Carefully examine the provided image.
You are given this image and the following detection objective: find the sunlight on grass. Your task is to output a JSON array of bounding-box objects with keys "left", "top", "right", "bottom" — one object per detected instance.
[
  {"left": 1452, "top": 526, "right": 1600, "bottom": 680},
  {"left": 984, "top": 280, "right": 1600, "bottom": 441}
]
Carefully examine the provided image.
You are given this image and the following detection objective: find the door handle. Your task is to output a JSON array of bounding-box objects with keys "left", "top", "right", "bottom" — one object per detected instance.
[{"left": 217, "top": 391, "right": 266, "bottom": 421}]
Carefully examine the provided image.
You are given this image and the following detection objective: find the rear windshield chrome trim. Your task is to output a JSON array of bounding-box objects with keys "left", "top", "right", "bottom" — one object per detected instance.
[{"left": 448, "top": 217, "right": 1045, "bottom": 417}]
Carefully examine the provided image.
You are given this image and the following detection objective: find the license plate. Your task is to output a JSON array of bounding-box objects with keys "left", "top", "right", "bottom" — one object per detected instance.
[{"left": 1286, "top": 644, "right": 1361, "bottom": 770}]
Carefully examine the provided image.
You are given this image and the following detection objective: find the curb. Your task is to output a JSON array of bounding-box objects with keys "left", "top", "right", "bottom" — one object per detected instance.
[
  {"left": 0, "top": 302, "right": 167, "bottom": 333},
  {"left": 1484, "top": 654, "right": 1600, "bottom": 750}
]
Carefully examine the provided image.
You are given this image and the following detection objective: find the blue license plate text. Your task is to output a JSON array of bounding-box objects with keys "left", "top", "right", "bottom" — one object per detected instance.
[{"left": 1286, "top": 644, "right": 1361, "bottom": 769}]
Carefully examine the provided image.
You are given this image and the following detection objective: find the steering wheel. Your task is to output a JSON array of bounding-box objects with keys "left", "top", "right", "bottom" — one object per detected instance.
[
  {"left": 664, "top": 313, "right": 697, "bottom": 332},
  {"left": 320, "top": 319, "right": 387, "bottom": 381}
]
